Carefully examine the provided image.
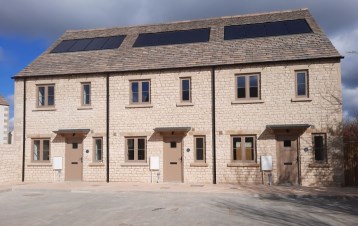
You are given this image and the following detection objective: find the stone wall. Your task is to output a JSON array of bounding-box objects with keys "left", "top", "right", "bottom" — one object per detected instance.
[
  {"left": 0, "top": 144, "right": 21, "bottom": 182},
  {"left": 13, "top": 59, "right": 344, "bottom": 186}
]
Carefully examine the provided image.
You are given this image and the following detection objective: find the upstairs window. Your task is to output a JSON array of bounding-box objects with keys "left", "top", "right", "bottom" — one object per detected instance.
[
  {"left": 81, "top": 83, "right": 91, "bottom": 106},
  {"left": 313, "top": 133, "right": 327, "bottom": 162},
  {"left": 236, "top": 74, "right": 260, "bottom": 100},
  {"left": 180, "top": 78, "right": 191, "bottom": 102},
  {"left": 296, "top": 70, "right": 309, "bottom": 98},
  {"left": 130, "top": 80, "right": 150, "bottom": 104},
  {"left": 37, "top": 85, "right": 55, "bottom": 107}
]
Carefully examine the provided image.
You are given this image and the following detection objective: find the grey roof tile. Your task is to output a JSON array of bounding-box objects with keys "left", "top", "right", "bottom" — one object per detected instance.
[{"left": 15, "top": 8, "right": 341, "bottom": 77}]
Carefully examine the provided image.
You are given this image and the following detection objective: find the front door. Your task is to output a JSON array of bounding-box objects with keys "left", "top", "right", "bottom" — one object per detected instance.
[
  {"left": 65, "top": 138, "right": 83, "bottom": 181},
  {"left": 276, "top": 135, "right": 299, "bottom": 185},
  {"left": 163, "top": 136, "right": 183, "bottom": 182}
]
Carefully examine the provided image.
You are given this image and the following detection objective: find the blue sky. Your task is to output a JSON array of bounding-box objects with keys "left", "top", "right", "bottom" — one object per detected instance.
[{"left": 1, "top": 0, "right": 358, "bottom": 127}]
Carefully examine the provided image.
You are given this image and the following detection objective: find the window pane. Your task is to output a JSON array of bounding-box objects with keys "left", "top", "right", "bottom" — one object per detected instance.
[
  {"left": 138, "top": 149, "right": 145, "bottom": 160},
  {"left": 237, "top": 88, "right": 246, "bottom": 98},
  {"left": 297, "top": 73, "right": 306, "bottom": 84},
  {"left": 142, "top": 82, "right": 150, "bottom": 92},
  {"left": 38, "top": 87, "right": 45, "bottom": 106},
  {"left": 284, "top": 140, "right": 291, "bottom": 147},
  {"left": 182, "top": 90, "right": 190, "bottom": 101},
  {"left": 132, "top": 92, "right": 138, "bottom": 103},
  {"left": 95, "top": 139, "right": 102, "bottom": 161},
  {"left": 142, "top": 91, "right": 150, "bottom": 102},
  {"left": 196, "top": 138, "right": 204, "bottom": 149},
  {"left": 83, "top": 84, "right": 91, "bottom": 105},
  {"left": 43, "top": 140, "right": 50, "bottom": 161},
  {"left": 33, "top": 140, "right": 40, "bottom": 161},
  {"left": 131, "top": 82, "right": 139, "bottom": 92},
  {"left": 48, "top": 86, "right": 55, "bottom": 106},
  {"left": 249, "top": 76, "right": 258, "bottom": 87},
  {"left": 297, "top": 84, "right": 306, "bottom": 96},
  {"left": 237, "top": 76, "right": 245, "bottom": 88},
  {"left": 196, "top": 148, "right": 204, "bottom": 161},
  {"left": 233, "top": 137, "right": 241, "bottom": 160},
  {"left": 314, "top": 135, "right": 325, "bottom": 161},
  {"left": 182, "top": 79, "right": 190, "bottom": 91},
  {"left": 138, "top": 139, "right": 145, "bottom": 150},
  {"left": 249, "top": 76, "right": 258, "bottom": 98},
  {"left": 249, "top": 87, "right": 258, "bottom": 98},
  {"left": 127, "top": 139, "right": 134, "bottom": 160},
  {"left": 245, "top": 137, "right": 254, "bottom": 161}
]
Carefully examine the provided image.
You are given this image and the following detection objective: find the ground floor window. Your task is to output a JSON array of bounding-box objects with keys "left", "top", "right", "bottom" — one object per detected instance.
[
  {"left": 194, "top": 136, "right": 206, "bottom": 162},
  {"left": 93, "top": 138, "right": 103, "bottom": 162},
  {"left": 125, "top": 137, "right": 146, "bottom": 162},
  {"left": 32, "top": 139, "right": 50, "bottom": 162},
  {"left": 313, "top": 133, "right": 327, "bottom": 162},
  {"left": 231, "top": 135, "right": 256, "bottom": 162}
]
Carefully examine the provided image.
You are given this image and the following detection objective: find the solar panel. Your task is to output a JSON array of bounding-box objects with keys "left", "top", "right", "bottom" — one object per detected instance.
[
  {"left": 51, "top": 35, "right": 126, "bottom": 53},
  {"left": 133, "top": 28, "right": 210, "bottom": 47},
  {"left": 224, "top": 19, "right": 312, "bottom": 40},
  {"left": 285, "top": 19, "right": 312, "bottom": 34},
  {"left": 102, "top": 36, "right": 126, "bottom": 49},
  {"left": 68, "top": 39, "right": 92, "bottom": 52},
  {"left": 85, "top": 37, "right": 109, "bottom": 51},
  {"left": 51, "top": 40, "right": 77, "bottom": 53}
]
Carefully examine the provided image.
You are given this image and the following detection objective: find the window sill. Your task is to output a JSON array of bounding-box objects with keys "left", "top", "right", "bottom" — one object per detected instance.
[
  {"left": 291, "top": 98, "right": 312, "bottom": 102},
  {"left": 227, "top": 162, "right": 259, "bottom": 167},
  {"left": 125, "top": 104, "right": 153, "bottom": 109},
  {"left": 121, "top": 162, "right": 149, "bottom": 167},
  {"left": 27, "top": 162, "right": 52, "bottom": 166},
  {"left": 176, "top": 102, "right": 194, "bottom": 107},
  {"left": 231, "top": 100, "right": 264, "bottom": 105},
  {"left": 308, "top": 163, "right": 329, "bottom": 168},
  {"left": 32, "top": 108, "right": 56, "bottom": 112},
  {"left": 88, "top": 163, "right": 105, "bottom": 167},
  {"left": 77, "top": 106, "right": 93, "bottom": 110},
  {"left": 190, "top": 163, "right": 208, "bottom": 167}
]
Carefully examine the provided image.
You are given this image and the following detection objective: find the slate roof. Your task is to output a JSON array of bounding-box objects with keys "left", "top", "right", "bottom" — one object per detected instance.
[
  {"left": 15, "top": 8, "right": 341, "bottom": 78},
  {"left": 0, "top": 95, "right": 9, "bottom": 106}
]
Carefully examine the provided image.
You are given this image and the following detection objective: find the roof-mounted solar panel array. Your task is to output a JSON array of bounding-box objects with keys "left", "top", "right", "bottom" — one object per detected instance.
[
  {"left": 224, "top": 19, "right": 312, "bottom": 40},
  {"left": 51, "top": 35, "right": 126, "bottom": 53},
  {"left": 133, "top": 28, "right": 210, "bottom": 47}
]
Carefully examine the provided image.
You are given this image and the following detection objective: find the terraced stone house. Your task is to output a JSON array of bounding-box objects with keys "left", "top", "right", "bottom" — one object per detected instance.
[{"left": 13, "top": 9, "right": 343, "bottom": 186}]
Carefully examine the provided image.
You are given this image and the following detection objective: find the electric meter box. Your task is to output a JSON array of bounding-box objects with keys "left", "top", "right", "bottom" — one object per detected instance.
[
  {"left": 53, "top": 157, "right": 63, "bottom": 170},
  {"left": 261, "top": 156, "right": 273, "bottom": 171},
  {"left": 150, "top": 156, "right": 160, "bottom": 170}
]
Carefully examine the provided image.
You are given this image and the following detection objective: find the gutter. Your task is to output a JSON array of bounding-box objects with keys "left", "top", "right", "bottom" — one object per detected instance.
[
  {"left": 22, "top": 78, "right": 27, "bottom": 182},
  {"left": 211, "top": 67, "right": 217, "bottom": 184},
  {"left": 106, "top": 74, "right": 110, "bottom": 183}
]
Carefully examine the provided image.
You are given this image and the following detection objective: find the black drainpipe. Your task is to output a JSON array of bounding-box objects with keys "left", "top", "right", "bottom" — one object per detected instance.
[
  {"left": 106, "top": 74, "right": 110, "bottom": 183},
  {"left": 22, "top": 78, "right": 27, "bottom": 182},
  {"left": 211, "top": 67, "right": 217, "bottom": 184}
]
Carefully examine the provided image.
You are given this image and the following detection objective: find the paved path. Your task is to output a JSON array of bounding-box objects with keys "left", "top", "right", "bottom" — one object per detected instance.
[
  {"left": 0, "top": 186, "right": 357, "bottom": 226},
  {"left": 2, "top": 182, "right": 358, "bottom": 199}
]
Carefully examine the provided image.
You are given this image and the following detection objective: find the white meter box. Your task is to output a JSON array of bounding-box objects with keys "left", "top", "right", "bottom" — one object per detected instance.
[
  {"left": 261, "top": 156, "right": 272, "bottom": 171},
  {"left": 150, "top": 156, "right": 160, "bottom": 170},
  {"left": 53, "top": 157, "right": 63, "bottom": 170}
]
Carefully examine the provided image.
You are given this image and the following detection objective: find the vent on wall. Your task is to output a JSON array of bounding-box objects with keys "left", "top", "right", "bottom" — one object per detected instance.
[
  {"left": 51, "top": 35, "right": 126, "bottom": 53},
  {"left": 133, "top": 28, "right": 211, "bottom": 47},
  {"left": 224, "top": 19, "right": 312, "bottom": 40}
]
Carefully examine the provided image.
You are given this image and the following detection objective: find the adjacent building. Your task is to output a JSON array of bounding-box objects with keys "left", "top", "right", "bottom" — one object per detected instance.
[
  {"left": 13, "top": 9, "right": 343, "bottom": 186},
  {"left": 0, "top": 95, "right": 9, "bottom": 144}
]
